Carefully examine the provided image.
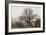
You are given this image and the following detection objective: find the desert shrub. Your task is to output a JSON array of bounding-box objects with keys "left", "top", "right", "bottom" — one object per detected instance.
[
  {"left": 34, "top": 18, "right": 40, "bottom": 27},
  {"left": 15, "top": 22, "right": 25, "bottom": 28}
]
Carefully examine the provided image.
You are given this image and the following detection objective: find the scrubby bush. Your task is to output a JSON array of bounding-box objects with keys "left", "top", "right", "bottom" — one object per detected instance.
[
  {"left": 14, "top": 22, "right": 25, "bottom": 28},
  {"left": 34, "top": 18, "right": 40, "bottom": 27}
]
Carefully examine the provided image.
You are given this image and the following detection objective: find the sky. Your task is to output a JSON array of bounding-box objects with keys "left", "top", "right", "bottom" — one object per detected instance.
[{"left": 11, "top": 6, "right": 41, "bottom": 19}]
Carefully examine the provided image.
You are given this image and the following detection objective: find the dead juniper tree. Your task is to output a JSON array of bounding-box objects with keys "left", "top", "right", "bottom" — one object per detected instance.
[{"left": 19, "top": 8, "right": 37, "bottom": 27}]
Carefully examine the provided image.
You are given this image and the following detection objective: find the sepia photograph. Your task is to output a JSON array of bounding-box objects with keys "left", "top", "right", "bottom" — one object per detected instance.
[
  {"left": 11, "top": 6, "right": 41, "bottom": 28},
  {"left": 7, "top": 1, "right": 45, "bottom": 33}
]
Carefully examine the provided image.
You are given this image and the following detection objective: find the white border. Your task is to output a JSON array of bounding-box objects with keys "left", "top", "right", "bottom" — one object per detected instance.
[{"left": 8, "top": 3, "right": 43, "bottom": 32}]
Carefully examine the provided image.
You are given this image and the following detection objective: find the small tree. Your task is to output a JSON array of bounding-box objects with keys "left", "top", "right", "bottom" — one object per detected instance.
[{"left": 20, "top": 8, "right": 37, "bottom": 24}]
